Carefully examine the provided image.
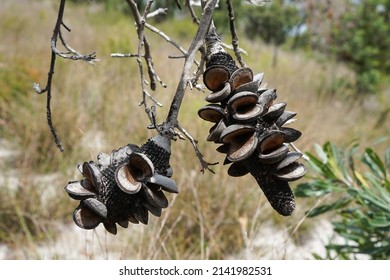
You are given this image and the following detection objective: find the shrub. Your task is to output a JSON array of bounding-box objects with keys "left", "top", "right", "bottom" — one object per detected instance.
[{"left": 296, "top": 142, "right": 390, "bottom": 259}]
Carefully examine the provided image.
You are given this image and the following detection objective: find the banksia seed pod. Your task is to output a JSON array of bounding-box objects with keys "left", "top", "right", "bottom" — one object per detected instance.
[
  {"left": 203, "top": 28, "right": 238, "bottom": 92},
  {"left": 64, "top": 134, "right": 178, "bottom": 234},
  {"left": 199, "top": 33, "right": 306, "bottom": 216}
]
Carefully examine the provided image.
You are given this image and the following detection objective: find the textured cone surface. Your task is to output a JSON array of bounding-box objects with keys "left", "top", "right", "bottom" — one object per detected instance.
[
  {"left": 141, "top": 135, "right": 171, "bottom": 176},
  {"left": 66, "top": 135, "right": 177, "bottom": 233},
  {"left": 243, "top": 154, "right": 295, "bottom": 216},
  {"left": 206, "top": 52, "right": 238, "bottom": 75},
  {"left": 99, "top": 164, "right": 142, "bottom": 223},
  {"left": 197, "top": 44, "right": 306, "bottom": 216}
]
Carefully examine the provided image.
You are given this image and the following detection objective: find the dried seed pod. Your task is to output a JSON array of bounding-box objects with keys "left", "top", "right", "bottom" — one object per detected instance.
[
  {"left": 228, "top": 91, "right": 264, "bottom": 122},
  {"left": 227, "top": 161, "right": 249, "bottom": 177},
  {"left": 235, "top": 77, "right": 262, "bottom": 94},
  {"left": 144, "top": 202, "right": 162, "bottom": 217},
  {"left": 207, "top": 119, "right": 227, "bottom": 143},
  {"left": 281, "top": 127, "right": 302, "bottom": 143},
  {"left": 230, "top": 67, "right": 254, "bottom": 91},
  {"left": 261, "top": 102, "right": 287, "bottom": 123},
  {"left": 65, "top": 180, "right": 96, "bottom": 200},
  {"left": 205, "top": 28, "right": 238, "bottom": 75},
  {"left": 198, "top": 104, "right": 226, "bottom": 123},
  {"left": 82, "top": 162, "right": 102, "bottom": 190},
  {"left": 65, "top": 133, "right": 178, "bottom": 234},
  {"left": 199, "top": 30, "right": 306, "bottom": 216},
  {"left": 203, "top": 65, "right": 230, "bottom": 92},
  {"left": 82, "top": 197, "right": 108, "bottom": 219},
  {"left": 275, "top": 151, "right": 303, "bottom": 171},
  {"left": 142, "top": 184, "right": 169, "bottom": 209},
  {"left": 103, "top": 222, "right": 117, "bottom": 235},
  {"left": 258, "top": 88, "right": 277, "bottom": 111},
  {"left": 258, "top": 130, "right": 286, "bottom": 154},
  {"left": 258, "top": 144, "right": 289, "bottom": 164},
  {"left": 115, "top": 152, "right": 154, "bottom": 194},
  {"left": 133, "top": 206, "right": 149, "bottom": 225},
  {"left": 276, "top": 111, "right": 297, "bottom": 127},
  {"left": 147, "top": 174, "right": 178, "bottom": 193},
  {"left": 220, "top": 124, "right": 258, "bottom": 162},
  {"left": 205, "top": 82, "right": 231, "bottom": 103},
  {"left": 273, "top": 162, "right": 307, "bottom": 182},
  {"left": 118, "top": 220, "right": 129, "bottom": 229}
]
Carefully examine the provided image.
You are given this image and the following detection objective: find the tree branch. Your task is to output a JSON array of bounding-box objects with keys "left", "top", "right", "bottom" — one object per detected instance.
[
  {"left": 226, "top": 0, "right": 246, "bottom": 67},
  {"left": 186, "top": 0, "right": 200, "bottom": 25},
  {"left": 162, "top": 0, "right": 219, "bottom": 172},
  {"left": 33, "top": 0, "right": 67, "bottom": 152},
  {"left": 33, "top": 0, "right": 98, "bottom": 152}
]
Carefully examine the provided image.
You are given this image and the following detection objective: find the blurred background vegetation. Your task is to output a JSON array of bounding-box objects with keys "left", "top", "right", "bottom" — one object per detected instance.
[{"left": 0, "top": 0, "right": 389, "bottom": 259}]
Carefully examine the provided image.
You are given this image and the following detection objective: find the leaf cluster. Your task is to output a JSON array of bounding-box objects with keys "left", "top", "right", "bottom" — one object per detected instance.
[
  {"left": 242, "top": 0, "right": 300, "bottom": 46},
  {"left": 296, "top": 142, "right": 390, "bottom": 259},
  {"left": 331, "top": 0, "right": 390, "bottom": 94}
]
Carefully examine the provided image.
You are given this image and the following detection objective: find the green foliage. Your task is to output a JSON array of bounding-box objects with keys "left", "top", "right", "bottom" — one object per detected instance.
[
  {"left": 212, "top": 0, "right": 244, "bottom": 34},
  {"left": 296, "top": 142, "right": 390, "bottom": 259},
  {"left": 331, "top": 0, "right": 390, "bottom": 94},
  {"left": 243, "top": 0, "right": 300, "bottom": 46}
]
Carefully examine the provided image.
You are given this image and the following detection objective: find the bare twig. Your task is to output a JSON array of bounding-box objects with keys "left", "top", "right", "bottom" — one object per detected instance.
[
  {"left": 175, "top": 0, "right": 182, "bottom": 10},
  {"left": 125, "top": 0, "right": 168, "bottom": 129},
  {"left": 146, "top": 7, "right": 168, "bottom": 18},
  {"left": 192, "top": 45, "right": 207, "bottom": 88},
  {"left": 221, "top": 42, "right": 248, "bottom": 56},
  {"left": 186, "top": 0, "right": 200, "bottom": 25},
  {"left": 145, "top": 21, "right": 203, "bottom": 92},
  {"left": 33, "top": 0, "right": 67, "bottom": 152},
  {"left": 176, "top": 124, "right": 218, "bottom": 173},
  {"left": 126, "top": 0, "right": 161, "bottom": 126},
  {"left": 165, "top": 0, "right": 218, "bottom": 127},
  {"left": 145, "top": 23, "right": 189, "bottom": 61},
  {"left": 34, "top": 0, "right": 98, "bottom": 152},
  {"left": 161, "top": 0, "right": 219, "bottom": 171},
  {"left": 111, "top": 53, "right": 139, "bottom": 58},
  {"left": 57, "top": 30, "right": 97, "bottom": 63},
  {"left": 226, "top": 0, "right": 246, "bottom": 67}
]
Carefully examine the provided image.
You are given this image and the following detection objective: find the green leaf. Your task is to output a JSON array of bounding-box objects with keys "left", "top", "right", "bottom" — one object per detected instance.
[
  {"left": 385, "top": 148, "right": 390, "bottom": 171},
  {"left": 314, "top": 143, "right": 328, "bottom": 163},
  {"left": 362, "top": 148, "right": 386, "bottom": 179},
  {"left": 369, "top": 215, "right": 390, "bottom": 228},
  {"left": 295, "top": 180, "right": 345, "bottom": 198},
  {"left": 357, "top": 187, "right": 390, "bottom": 212},
  {"left": 307, "top": 198, "right": 352, "bottom": 217},
  {"left": 306, "top": 151, "right": 329, "bottom": 176}
]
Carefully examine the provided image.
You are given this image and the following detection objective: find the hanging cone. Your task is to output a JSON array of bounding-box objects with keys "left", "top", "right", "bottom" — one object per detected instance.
[
  {"left": 198, "top": 27, "right": 306, "bottom": 216},
  {"left": 64, "top": 133, "right": 178, "bottom": 234}
]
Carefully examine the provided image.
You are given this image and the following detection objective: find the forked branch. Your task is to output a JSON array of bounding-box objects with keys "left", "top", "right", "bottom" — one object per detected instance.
[{"left": 33, "top": 0, "right": 97, "bottom": 152}]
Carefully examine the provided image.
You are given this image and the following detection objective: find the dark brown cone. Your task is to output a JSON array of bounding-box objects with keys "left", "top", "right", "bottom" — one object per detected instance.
[
  {"left": 206, "top": 52, "right": 238, "bottom": 76},
  {"left": 141, "top": 134, "right": 172, "bottom": 176},
  {"left": 242, "top": 154, "right": 295, "bottom": 216},
  {"left": 98, "top": 163, "right": 144, "bottom": 223}
]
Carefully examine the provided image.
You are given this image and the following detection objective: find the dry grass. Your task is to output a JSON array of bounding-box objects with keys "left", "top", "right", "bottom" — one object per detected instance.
[{"left": 0, "top": 0, "right": 389, "bottom": 259}]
